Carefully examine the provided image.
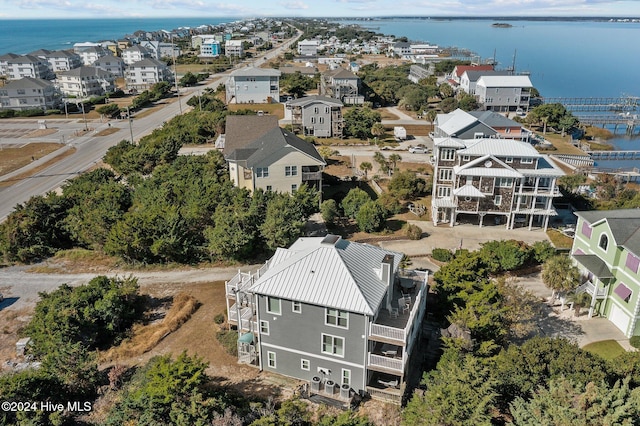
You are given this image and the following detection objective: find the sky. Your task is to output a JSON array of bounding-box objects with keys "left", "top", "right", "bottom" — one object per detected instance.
[{"left": 1, "top": 0, "right": 639, "bottom": 19}]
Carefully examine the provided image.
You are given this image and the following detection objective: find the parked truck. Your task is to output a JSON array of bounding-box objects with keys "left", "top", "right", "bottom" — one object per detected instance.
[{"left": 394, "top": 126, "right": 407, "bottom": 141}]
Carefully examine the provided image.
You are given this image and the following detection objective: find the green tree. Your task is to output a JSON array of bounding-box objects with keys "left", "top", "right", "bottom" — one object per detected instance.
[
  {"left": 559, "top": 173, "right": 587, "bottom": 193},
  {"left": 531, "top": 240, "right": 556, "bottom": 263},
  {"left": 320, "top": 199, "right": 339, "bottom": 225},
  {"left": 260, "top": 194, "right": 306, "bottom": 250},
  {"left": 280, "top": 71, "right": 315, "bottom": 98},
  {"left": 542, "top": 255, "right": 580, "bottom": 300},
  {"left": 388, "top": 170, "right": 426, "bottom": 200},
  {"left": 458, "top": 93, "right": 478, "bottom": 111},
  {"left": 440, "top": 97, "right": 458, "bottom": 113},
  {"left": 96, "top": 103, "right": 121, "bottom": 117},
  {"left": 355, "top": 200, "right": 387, "bottom": 233},
  {"left": 371, "top": 122, "right": 386, "bottom": 139},
  {"left": 343, "top": 107, "right": 381, "bottom": 139},
  {"left": 341, "top": 187, "right": 372, "bottom": 219},
  {"left": 439, "top": 83, "right": 454, "bottom": 98},
  {"left": 403, "top": 350, "right": 497, "bottom": 426},
  {"left": 509, "top": 377, "right": 640, "bottom": 425},
  {"left": 479, "top": 240, "right": 531, "bottom": 273},
  {"left": 359, "top": 161, "right": 373, "bottom": 179},
  {"left": 388, "top": 153, "right": 402, "bottom": 170},
  {"left": 179, "top": 71, "right": 198, "bottom": 87}
]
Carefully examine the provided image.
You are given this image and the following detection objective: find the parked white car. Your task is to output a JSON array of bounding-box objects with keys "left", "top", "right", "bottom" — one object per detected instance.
[{"left": 408, "top": 146, "right": 429, "bottom": 154}]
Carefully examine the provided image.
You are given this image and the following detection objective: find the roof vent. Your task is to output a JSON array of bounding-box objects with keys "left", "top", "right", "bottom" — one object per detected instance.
[{"left": 321, "top": 235, "right": 341, "bottom": 246}]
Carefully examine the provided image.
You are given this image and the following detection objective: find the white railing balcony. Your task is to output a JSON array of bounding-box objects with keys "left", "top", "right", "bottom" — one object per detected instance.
[
  {"left": 302, "top": 171, "right": 322, "bottom": 181},
  {"left": 577, "top": 281, "right": 607, "bottom": 298},
  {"left": 370, "top": 323, "right": 405, "bottom": 344},
  {"left": 368, "top": 353, "right": 404, "bottom": 373}
]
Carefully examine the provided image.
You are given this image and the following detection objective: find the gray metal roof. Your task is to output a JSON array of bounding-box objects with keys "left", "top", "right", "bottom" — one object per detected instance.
[
  {"left": 458, "top": 138, "right": 541, "bottom": 157},
  {"left": 2, "top": 76, "right": 53, "bottom": 90},
  {"left": 129, "top": 58, "right": 167, "bottom": 68},
  {"left": 230, "top": 66, "right": 281, "bottom": 77},
  {"left": 454, "top": 184, "right": 485, "bottom": 198},
  {"left": 461, "top": 70, "right": 511, "bottom": 83},
  {"left": 573, "top": 254, "right": 614, "bottom": 279},
  {"left": 468, "top": 110, "right": 522, "bottom": 128},
  {"left": 575, "top": 209, "right": 640, "bottom": 255},
  {"left": 433, "top": 137, "right": 466, "bottom": 148},
  {"left": 436, "top": 109, "right": 477, "bottom": 135},
  {"left": 58, "top": 66, "right": 114, "bottom": 78},
  {"left": 287, "top": 95, "right": 343, "bottom": 107},
  {"left": 249, "top": 236, "right": 403, "bottom": 315}
]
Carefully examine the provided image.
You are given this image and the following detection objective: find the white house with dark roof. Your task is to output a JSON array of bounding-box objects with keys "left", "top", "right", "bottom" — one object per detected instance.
[
  {"left": 225, "top": 39, "right": 244, "bottom": 57},
  {"left": 76, "top": 46, "right": 112, "bottom": 66},
  {"left": 125, "top": 58, "right": 174, "bottom": 91},
  {"left": 0, "top": 53, "right": 20, "bottom": 76},
  {"left": 223, "top": 115, "right": 325, "bottom": 194},
  {"left": 459, "top": 70, "right": 512, "bottom": 95},
  {"left": 571, "top": 209, "right": 640, "bottom": 337},
  {"left": 431, "top": 134, "right": 563, "bottom": 230},
  {"left": 475, "top": 75, "right": 533, "bottom": 112},
  {"left": 6, "top": 55, "right": 54, "bottom": 81},
  {"left": 92, "top": 56, "right": 125, "bottom": 78},
  {"left": 57, "top": 66, "right": 116, "bottom": 98},
  {"left": 122, "top": 45, "right": 152, "bottom": 65},
  {"left": 434, "top": 108, "right": 531, "bottom": 142},
  {"left": 285, "top": 95, "right": 344, "bottom": 138},
  {"left": 29, "top": 49, "right": 82, "bottom": 73},
  {"left": 225, "top": 66, "right": 280, "bottom": 104},
  {"left": 225, "top": 234, "right": 428, "bottom": 404},
  {"left": 0, "top": 77, "right": 62, "bottom": 111}
]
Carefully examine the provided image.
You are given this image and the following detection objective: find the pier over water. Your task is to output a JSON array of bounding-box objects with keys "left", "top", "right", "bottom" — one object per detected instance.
[{"left": 542, "top": 96, "right": 640, "bottom": 113}]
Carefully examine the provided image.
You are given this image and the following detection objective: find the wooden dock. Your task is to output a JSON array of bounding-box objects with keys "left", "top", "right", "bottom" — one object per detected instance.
[{"left": 587, "top": 150, "right": 640, "bottom": 161}]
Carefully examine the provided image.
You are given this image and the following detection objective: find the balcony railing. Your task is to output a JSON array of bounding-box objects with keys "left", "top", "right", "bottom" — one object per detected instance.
[
  {"left": 576, "top": 280, "right": 607, "bottom": 298},
  {"left": 519, "top": 186, "right": 560, "bottom": 196},
  {"left": 370, "top": 323, "right": 405, "bottom": 344},
  {"left": 368, "top": 353, "right": 403, "bottom": 373},
  {"left": 302, "top": 171, "right": 322, "bottom": 181}
]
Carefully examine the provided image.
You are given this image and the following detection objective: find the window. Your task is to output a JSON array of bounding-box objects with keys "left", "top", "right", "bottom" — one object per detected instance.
[
  {"left": 437, "top": 186, "right": 451, "bottom": 198},
  {"left": 599, "top": 234, "right": 609, "bottom": 251},
  {"left": 505, "top": 157, "right": 513, "bottom": 163},
  {"left": 582, "top": 221, "right": 592, "bottom": 238},
  {"left": 266, "top": 297, "right": 281, "bottom": 315},
  {"left": 494, "top": 195, "right": 502, "bottom": 206},
  {"left": 17, "top": 89, "right": 25, "bottom": 94},
  {"left": 462, "top": 155, "right": 470, "bottom": 161},
  {"left": 521, "top": 157, "right": 534, "bottom": 164},
  {"left": 319, "top": 117, "right": 324, "bottom": 124},
  {"left": 438, "top": 168, "right": 453, "bottom": 182},
  {"left": 326, "top": 308, "right": 348, "bottom": 328},
  {"left": 311, "top": 117, "right": 316, "bottom": 124},
  {"left": 440, "top": 149, "right": 455, "bottom": 161},
  {"left": 260, "top": 320, "right": 269, "bottom": 335},
  {"left": 341, "top": 369, "right": 351, "bottom": 387},
  {"left": 301, "top": 359, "right": 310, "bottom": 371},
  {"left": 256, "top": 167, "right": 269, "bottom": 178},
  {"left": 497, "top": 178, "right": 513, "bottom": 188},
  {"left": 266, "top": 185, "right": 273, "bottom": 191},
  {"left": 267, "top": 351, "right": 276, "bottom": 368},
  {"left": 325, "top": 107, "right": 329, "bottom": 113},
  {"left": 321, "top": 334, "right": 344, "bottom": 357},
  {"left": 291, "top": 184, "right": 297, "bottom": 192},
  {"left": 314, "top": 106, "right": 319, "bottom": 113},
  {"left": 626, "top": 253, "right": 640, "bottom": 273},
  {"left": 292, "top": 301, "right": 301, "bottom": 313},
  {"left": 285, "top": 166, "right": 298, "bottom": 176}
]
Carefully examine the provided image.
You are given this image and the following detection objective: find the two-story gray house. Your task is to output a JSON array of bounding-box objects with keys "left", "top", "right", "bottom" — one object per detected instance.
[
  {"left": 125, "top": 58, "right": 174, "bottom": 92},
  {"left": 225, "top": 67, "right": 281, "bottom": 104},
  {"left": 475, "top": 75, "right": 533, "bottom": 113},
  {"left": 225, "top": 235, "right": 428, "bottom": 404},
  {"left": 320, "top": 67, "right": 364, "bottom": 105},
  {"left": 285, "top": 95, "right": 344, "bottom": 138},
  {"left": 434, "top": 108, "right": 531, "bottom": 142},
  {"left": 0, "top": 77, "right": 62, "bottom": 111}
]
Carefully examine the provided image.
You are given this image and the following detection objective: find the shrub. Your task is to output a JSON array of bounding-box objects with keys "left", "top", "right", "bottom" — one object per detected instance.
[
  {"left": 44, "top": 109, "right": 61, "bottom": 115},
  {"left": 0, "top": 109, "right": 16, "bottom": 118},
  {"left": 532, "top": 240, "right": 556, "bottom": 263},
  {"left": 320, "top": 199, "right": 338, "bottom": 225},
  {"left": 341, "top": 187, "right": 371, "bottom": 219},
  {"left": 16, "top": 108, "right": 45, "bottom": 117},
  {"left": 213, "top": 313, "right": 225, "bottom": 325},
  {"left": 631, "top": 336, "right": 640, "bottom": 349},
  {"left": 405, "top": 223, "right": 422, "bottom": 240},
  {"left": 432, "top": 248, "right": 453, "bottom": 262},
  {"left": 355, "top": 200, "right": 387, "bottom": 233}
]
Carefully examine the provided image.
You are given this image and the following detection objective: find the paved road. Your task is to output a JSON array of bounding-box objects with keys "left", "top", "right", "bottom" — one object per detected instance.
[{"left": 0, "top": 32, "right": 302, "bottom": 222}]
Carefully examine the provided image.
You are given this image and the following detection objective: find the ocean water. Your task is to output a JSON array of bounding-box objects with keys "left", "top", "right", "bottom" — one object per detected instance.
[{"left": 0, "top": 18, "right": 232, "bottom": 54}]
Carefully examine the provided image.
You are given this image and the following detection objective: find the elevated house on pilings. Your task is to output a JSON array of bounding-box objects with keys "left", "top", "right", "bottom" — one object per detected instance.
[{"left": 224, "top": 235, "right": 429, "bottom": 405}]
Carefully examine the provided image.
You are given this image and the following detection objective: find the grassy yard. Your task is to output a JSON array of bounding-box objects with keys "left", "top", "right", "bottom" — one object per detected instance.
[
  {"left": 0, "top": 142, "right": 65, "bottom": 177},
  {"left": 227, "top": 103, "right": 285, "bottom": 119},
  {"left": 582, "top": 339, "right": 626, "bottom": 360},
  {"left": 546, "top": 229, "right": 574, "bottom": 249}
]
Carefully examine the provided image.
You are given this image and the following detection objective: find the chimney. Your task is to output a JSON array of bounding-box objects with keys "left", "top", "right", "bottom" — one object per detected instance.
[{"left": 382, "top": 254, "right": 394, "bottom": 311}]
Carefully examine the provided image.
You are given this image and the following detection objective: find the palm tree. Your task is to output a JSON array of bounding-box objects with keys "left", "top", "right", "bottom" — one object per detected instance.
[
  {"left": 371, "top": 123, "right": 386, "bottom": 141},
  {"left": 388, "top": 153, "right": 402, "bottom": 170},
  {"left": 426, "top": 110, "right": 438, "bottom": 131},
  {"left": 373, "top": 151, "right": 388, "bottom": 170},
  {"left": 359, "top": 161, "right": 373, "bottom": 180},
  {"left": 542, "top": 255, "right": 580, "bottom": 306}
]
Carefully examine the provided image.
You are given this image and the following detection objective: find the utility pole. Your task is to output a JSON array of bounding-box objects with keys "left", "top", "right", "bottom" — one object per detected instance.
[
  {"left": 81, "top": 103, "right": 88, "bottom": 131},
  {"left": 127, "top": 106, "right": 134, "bottom": 144},
  {"left": 171, "top": 33, "right": 182, "bottom": 114}
]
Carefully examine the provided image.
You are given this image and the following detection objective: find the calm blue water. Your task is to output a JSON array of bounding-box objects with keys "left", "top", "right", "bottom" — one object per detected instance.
[{"left": 0, "top": 18, "right": 231, "bottom": 54}]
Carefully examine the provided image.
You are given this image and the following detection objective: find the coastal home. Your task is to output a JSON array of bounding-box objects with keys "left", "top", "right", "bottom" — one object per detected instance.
[
  {"left": 475, "top": 75, "right": 533, "bottom": 113},
  {"left": 76, "top": 46, "right": 112, "bottom": 66},
  {"left": 225, "top": 67, "right": 280, "bottom": 104},
  {"left": 225, "top": 234, "right": 428, "bottom": 404},
  {"left": 6, "top": 55, "right": 54, "bottom": 81},
  {"left": 431, "top": 135, "right": 563, "bottom": 230},
  {"left": 0, "top": 77, "right": 62, "bottom": 111},
  {"left": 140, "top": 41, "right": 179, "bottom": 60},
  {"left": 125, "top": 58, "right": 174, "bottom": 92},
  {"left": 459, "top": 70, "right": 511, "bottom": 95},
  {"left": 29, "top": 49, "right": 83, "bottom": 73},
  {"left": 199, "top": 38, "right": 221, "bottom": 57},
  {"left": 297, "top": 39, "right": 321, "bottom": 56},
  {"left": 93, "top": 56, "right": 126, "bottom": 78},
  {"left": 319, "top": 67, "right": 364, "bottom": 105},
  {"left": 225, "top": 39, "right": 244, "bottom": 57},
  {"left": 434, "top": 108, "right": 531, "bottom": 142},
  {"left": 570, "top": 209, "right": 640, "bottom": 338},
  {"left": 57, "top": 66, "right": 116, "bottom": 98},
  {"left": 285, "top": 95, "right": 344, "bottom": 138},
  {"left": 0, "top": 53, "right": 20, "bottom": 77},
  {"left": 192, "top": 34, "right": 221, "bottom": 49},
  {"left": 122, "top": 45, "right": 152, "bottom": 65},
  {"left": 449, "top": 64, "right": 495, "bottom": 84},
  {"left": 388, "top": 41, "right": 411, "bottom": 57},
  {"left": 223, "top": 115, "right": 325, "bottom": 194}
]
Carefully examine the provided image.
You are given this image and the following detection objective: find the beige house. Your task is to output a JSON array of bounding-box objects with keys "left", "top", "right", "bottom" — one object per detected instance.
[{"left": 223, "top": 115, "right": 325, "bottom": 194}]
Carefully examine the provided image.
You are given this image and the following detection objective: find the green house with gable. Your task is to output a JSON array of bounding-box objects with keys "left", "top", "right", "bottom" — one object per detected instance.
[{"left": 570, "top": 209, "right": 640, "bottom": 337}]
